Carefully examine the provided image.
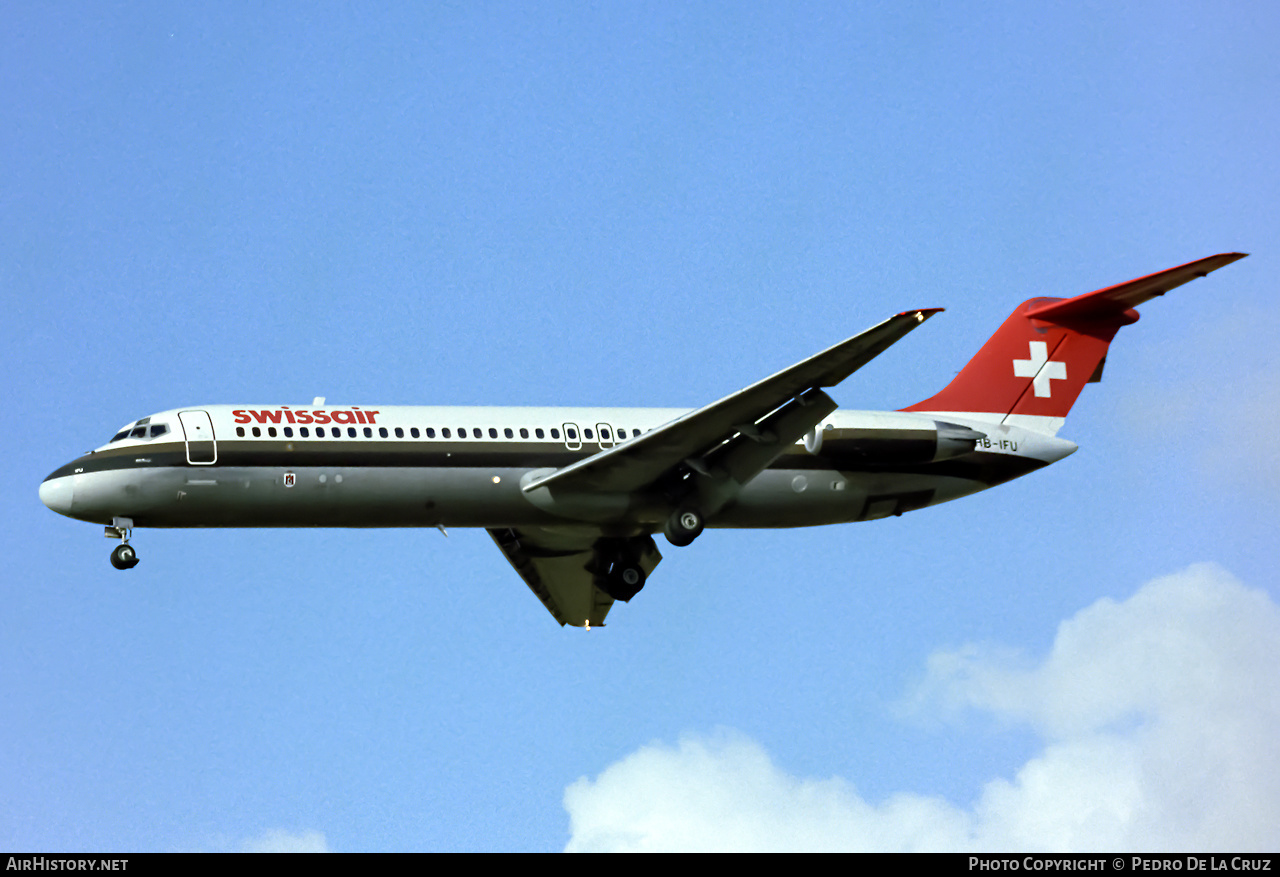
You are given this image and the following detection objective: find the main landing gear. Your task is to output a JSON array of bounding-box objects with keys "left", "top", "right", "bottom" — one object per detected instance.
[
  {"left": 106, "top": 517, "right": 139, "bottom": 570},
  {"left": 663, "top": 506, "right": 704, "bottom": 548},
  {"left": 592, "top": 534, "right": 657, "bottom": 603},
  {"left": 598, "top": 554, "right": 646, "bottom": 602}
]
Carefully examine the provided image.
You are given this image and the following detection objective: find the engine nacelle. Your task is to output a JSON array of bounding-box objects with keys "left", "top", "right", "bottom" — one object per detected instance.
[
  {"left": 933, "top": 421, "right": 986, "bottom": 460},
  {"left": 808, "top": 420, "right": 984, "bottom": 465}
]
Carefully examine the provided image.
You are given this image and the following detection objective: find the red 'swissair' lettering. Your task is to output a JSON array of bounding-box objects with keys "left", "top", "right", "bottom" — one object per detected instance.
[{"left": 232, "top": 409, "right": 379, "bottom": 425}]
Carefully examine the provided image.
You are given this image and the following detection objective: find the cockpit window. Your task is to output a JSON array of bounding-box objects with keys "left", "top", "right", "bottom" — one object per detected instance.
[{"left": 110, "top": 422, "right": 170, "bottom": 443}]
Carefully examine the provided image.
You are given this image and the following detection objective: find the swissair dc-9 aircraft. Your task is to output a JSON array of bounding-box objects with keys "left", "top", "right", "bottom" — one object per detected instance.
[{"left": 41, "top": 254, "right": 1245, "bottom": 627}]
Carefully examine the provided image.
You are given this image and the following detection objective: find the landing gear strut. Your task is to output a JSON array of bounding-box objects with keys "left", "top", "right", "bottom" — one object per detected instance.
[
  {"left": 106, "top": 517, "right": 139, "bottom": 570},
  {"left": 664, "top": 506, "right": 704, "bottom": 548}
]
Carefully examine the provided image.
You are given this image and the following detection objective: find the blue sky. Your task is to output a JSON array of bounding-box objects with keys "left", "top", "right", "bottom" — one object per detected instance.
[{"left": 5, "top": 2, "right": 1277, "bottom": 851}]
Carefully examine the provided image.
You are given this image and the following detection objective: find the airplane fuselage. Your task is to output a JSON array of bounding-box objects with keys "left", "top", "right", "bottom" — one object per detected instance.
[{"left": 42, "top": 404, "right": 1075, "bottom": 533}]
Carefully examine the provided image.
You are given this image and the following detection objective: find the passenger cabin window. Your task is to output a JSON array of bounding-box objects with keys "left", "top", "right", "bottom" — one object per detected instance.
[
  {"left": 536, "top": 428, "right": 544, "bottom": 439},
  {"left": 442, "top": 428, "right": 450, "bottom": 438},
  {"left": 252, "top": 427, "right": 261, "bottom": 437},
  {"left": 283, "top": 427, "right": 293, "bottom": 437},
  {"left": 348, "top": 427, "right": 357, "bottom": 438},
  {"left": 618, "top": 428, "right": 627, "bottom": 439},
  {"left": 489, "top": 427, "right": 498, "bottom": 439},
  {"left": 364, "top": 427, "right": 373, "bottom": 438},
  {"left": 236, "top": 427, "right": 245, "bottom": 437},
  {"left": 550, "top": 428, "right": 559, "bottom": 439},
  {"left": 393, "top": 427, "right": 401, "bottom": 438},
  {"left": 268, "top": 427, "right": 277, "bottom": 437},
  {"left": 301, "top": 427, "right": 310, "bottom": 437},
  {"left": 519, "top": 428, "right": 528, "bottom": 439},
  {"left": 566, "top": 428, "right": 577, "bottom": 440},
  {"left": 584, "top": 428, "right": 594, "bottom": 440}
]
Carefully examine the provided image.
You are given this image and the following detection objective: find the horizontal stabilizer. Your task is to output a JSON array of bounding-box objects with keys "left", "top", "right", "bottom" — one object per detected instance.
[{"left": 1023, "top": 252, "right": 1247, "bottom": 322}]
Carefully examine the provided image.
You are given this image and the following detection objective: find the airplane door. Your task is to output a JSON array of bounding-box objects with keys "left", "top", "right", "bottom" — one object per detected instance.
[
  {"left": 179, "top": 410, "right": 218, "bottom": 465},
  {"left": 595, "top": 422, "right": 615, "bottom": 448},
  {"left": 562, "top": 422, "right": 582, "bottom": 451}
]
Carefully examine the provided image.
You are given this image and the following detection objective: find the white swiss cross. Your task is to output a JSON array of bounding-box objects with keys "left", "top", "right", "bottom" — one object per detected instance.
[{"left": 1013, "top": 341, "right": 1067, "bottom": 397}]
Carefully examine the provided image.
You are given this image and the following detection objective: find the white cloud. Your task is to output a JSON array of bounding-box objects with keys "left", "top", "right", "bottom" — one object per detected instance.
[
  {"left": 238, "top": 828, "right": 331, "bottom": 853},
  {"left": 563, "top": 564, "right": 1280, "bottom": 852},
  {"left": 563, "top": 729, "right": 970, "bottom": 852}
]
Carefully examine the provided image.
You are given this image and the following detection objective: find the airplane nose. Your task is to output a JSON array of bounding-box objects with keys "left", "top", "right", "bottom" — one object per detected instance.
[{"left": 40, "top": 475, "right": 74, "bottom": 516}]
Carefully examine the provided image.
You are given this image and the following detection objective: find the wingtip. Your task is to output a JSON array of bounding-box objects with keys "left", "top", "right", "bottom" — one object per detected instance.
[
  {"left": 1201, "top": 252, "right": 1249, "bottom": 272},
  {"left": 897, "top": 307, "right": 945, "bottom": 321},
  {"left": 1207, "top": 251, "right": 1248, "bottom": 265}
]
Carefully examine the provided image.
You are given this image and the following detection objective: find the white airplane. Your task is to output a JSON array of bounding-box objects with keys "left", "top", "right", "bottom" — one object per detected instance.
[{"left": 41, "top": 253, "right": 1246, "bottom": 627}]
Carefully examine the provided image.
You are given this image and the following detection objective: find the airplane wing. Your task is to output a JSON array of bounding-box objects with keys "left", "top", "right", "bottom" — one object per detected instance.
[
  {"left": 523, "top": 308, "right": 943, "bottom": 496},
  {"left": 489, "top": 528, "right": 661, "bottom": 627}
]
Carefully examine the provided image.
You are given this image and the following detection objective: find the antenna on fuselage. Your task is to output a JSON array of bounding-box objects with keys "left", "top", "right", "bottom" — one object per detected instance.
[{"left": 313, "top": 396, "right": 325, "bottom": 406}]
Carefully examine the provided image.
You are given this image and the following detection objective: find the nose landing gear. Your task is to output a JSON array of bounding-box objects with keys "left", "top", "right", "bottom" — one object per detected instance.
[
  {"left": 106, "top": 517, "right": 139, "bottom": 570},
  {"left": 110, "top": 543, "right": 139, "bottom": 570}
]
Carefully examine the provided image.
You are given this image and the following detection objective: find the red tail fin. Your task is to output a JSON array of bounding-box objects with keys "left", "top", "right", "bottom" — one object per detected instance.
[{"left": 902, "top": 253, "right": 1247, "bottom": 434}]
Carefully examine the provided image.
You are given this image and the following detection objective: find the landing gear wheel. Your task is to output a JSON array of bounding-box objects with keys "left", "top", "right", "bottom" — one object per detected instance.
[
  {"left": 603, "top": 559, "right": 646, "bottom": 602},
  {"left": 110, "top": 543, "right": 139, "bottom": 570},
  {"left": 590, "top": 533, "right": 660, "bottom": 602},
  {"left": 593, "top": 553, "right": 646, "bottom": 602},
  {"left": 664, "top": 506, "right": 704, "bottom": 548}
]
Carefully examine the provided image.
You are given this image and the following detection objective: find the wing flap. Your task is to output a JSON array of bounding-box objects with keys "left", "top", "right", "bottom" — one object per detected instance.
[{"left": 692, "top": 387, "right": 838, "bottom": 514}]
